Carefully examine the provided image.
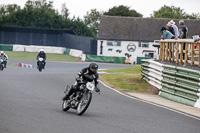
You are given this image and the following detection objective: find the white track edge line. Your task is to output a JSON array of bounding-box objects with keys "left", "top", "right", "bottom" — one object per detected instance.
[{"left": 99, "top": 80, "right": 200, "bottom": 121}]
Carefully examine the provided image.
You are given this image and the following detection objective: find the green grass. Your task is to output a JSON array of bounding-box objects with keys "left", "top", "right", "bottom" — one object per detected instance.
[
  {"left": 5, "top": 51, "right": 79, "bottom": 62},
  {"left": 99, "top": 66, "right": 150, "bottom": 92},
  {"left": 5, "top": 51, "right": 150, "bottom": 92}
]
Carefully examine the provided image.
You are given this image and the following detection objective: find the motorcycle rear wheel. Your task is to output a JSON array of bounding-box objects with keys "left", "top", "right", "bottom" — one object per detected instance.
[{"left": 76, "top": 92, "right": 92, "bottom": 115}]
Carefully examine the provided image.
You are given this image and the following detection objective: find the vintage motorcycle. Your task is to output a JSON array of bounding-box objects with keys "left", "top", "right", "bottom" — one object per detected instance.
[
  {"left": 62, "top": 80, "right": 100, "bottom": 115},
  {"left": 37, "top": 57, "right": 45, "bottom": 72}
]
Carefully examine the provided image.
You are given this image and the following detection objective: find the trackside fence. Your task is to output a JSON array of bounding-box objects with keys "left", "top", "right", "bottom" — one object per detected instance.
[
  {"left": 159, "top": 39, "right": 200, "bottom": 66},
  {"left": 141, "top": 59, "right": 200, "bottom": 108},
  {"left": 0, "top": 44, "right": 126, "bottom": 63}
]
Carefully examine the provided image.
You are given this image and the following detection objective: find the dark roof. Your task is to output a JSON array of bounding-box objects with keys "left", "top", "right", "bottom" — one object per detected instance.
[{"left": 98, "top": 15, "right": 200, "bottom": 42}]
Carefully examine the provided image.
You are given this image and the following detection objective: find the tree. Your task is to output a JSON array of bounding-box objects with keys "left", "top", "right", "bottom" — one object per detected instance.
[
  {"left": 185, "top": 13, "right": 200, "bottom": 20},
  {"left": 0, "top": 0, "right": 95, "bottom": 38},
  {"left": 104, "top": 5, "right": 143, "bottom": 17},
  {"left": 151, "top": 5, "right": 186, "bottom": 19},
  {"left": 84, "top": 9, "right": 103, "bottom": 39},
  {"left": 151, "top": 5, "right": 199, "bottom": 20},
  {"left": 61, "top": 3, "right": 69, "bottom": 19},
  {"left": 25, "top": 0, "right": 54, "bottom": 10},
  {"left": 0, "top": 5, "right": 6, "bottom": 18},
  {"left": 70, "top": 17, "right": 95, "bottom": 37},
  {"left": 0, "top": 4, "right": 20, "bottom": 18}
]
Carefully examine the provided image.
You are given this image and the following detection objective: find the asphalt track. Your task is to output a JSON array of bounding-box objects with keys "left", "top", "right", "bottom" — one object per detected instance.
[{"left": 0, "top": 61, "right": 200, "bottom": 133}]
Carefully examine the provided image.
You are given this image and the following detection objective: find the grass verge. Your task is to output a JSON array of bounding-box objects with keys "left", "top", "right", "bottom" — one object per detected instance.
[
  {"left": 99, "top": 65, "right": 158, "bottom": 94},
  {"left": 5, "top": 51, "right": 156, "bottom": 94},
  {"left": 5, "top": 51, "right": 79, "bottom": 62}
]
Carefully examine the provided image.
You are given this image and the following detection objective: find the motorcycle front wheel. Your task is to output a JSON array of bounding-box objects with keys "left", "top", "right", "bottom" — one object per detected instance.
[
  {"left": 38, "top": 64, "right": 42, "bottom": 72},
  {"left": 62, "top": 100, "right": 70, "bottom": 111},
  {"left": 76, "top": 92, "right": 92, "bottom": 115},
  {"left": 0, "top": 64, "right": 4, "bottom": 70}
]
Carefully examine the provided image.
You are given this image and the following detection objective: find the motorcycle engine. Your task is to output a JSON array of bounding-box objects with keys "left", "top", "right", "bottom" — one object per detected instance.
[{"left": 71, "top": 100, "right": 78, "bottom": 108}]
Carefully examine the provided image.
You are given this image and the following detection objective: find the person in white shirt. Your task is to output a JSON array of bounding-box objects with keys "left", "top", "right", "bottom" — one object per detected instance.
[{"left": 168, "top": 20, "right": 179, "bottom": 40}]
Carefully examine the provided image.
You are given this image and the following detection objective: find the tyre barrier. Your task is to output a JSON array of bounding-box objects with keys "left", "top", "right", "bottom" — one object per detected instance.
[
  {"left": 19, "top": 63, "right": 32, "bottom": 68},
  {"left": 141, "top": 59, "right": 200, "bottom": 108}
]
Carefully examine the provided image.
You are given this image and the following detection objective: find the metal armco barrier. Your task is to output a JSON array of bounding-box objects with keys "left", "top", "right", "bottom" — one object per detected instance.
[{"left": 141, "top": 59, "right": 200, "bottom": 108}]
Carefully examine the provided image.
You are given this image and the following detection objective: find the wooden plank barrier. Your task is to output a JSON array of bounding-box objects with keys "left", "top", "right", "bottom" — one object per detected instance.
[{"left": 160, "top": 39, "right": 200, "bottom": 67}]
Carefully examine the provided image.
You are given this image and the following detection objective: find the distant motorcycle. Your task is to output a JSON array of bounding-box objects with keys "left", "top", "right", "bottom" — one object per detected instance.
[
  {"left": 37, "top": 57, "right": 45, "bottom": 72},
  {"left": 0, "top": 58, "right": 5, "bottom": 70},
  {"left": 62, "top": 80, "right": 99, "bottom": 115}
]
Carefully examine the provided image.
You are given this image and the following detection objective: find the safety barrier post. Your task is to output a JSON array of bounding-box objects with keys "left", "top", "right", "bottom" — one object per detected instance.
[
  {"left": 159, "top": 42, "right": 162, "bottom": 60},
  {"left": 162, "top": 42, "right": 165, "bottom": 61},
  {"left": 184, "top": 42, "right": 188, "bottom": 66},
  {"left": 191, "top": 43, "right": 194, "bottom": 65},
  {"left": 169, "top": 42, "right": 171, "bottom": 61}
]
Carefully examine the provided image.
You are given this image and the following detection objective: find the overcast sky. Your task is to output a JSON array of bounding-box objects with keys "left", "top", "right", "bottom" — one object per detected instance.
[{"left": 0, "top": 0, "right": 200, "bottom": 19}]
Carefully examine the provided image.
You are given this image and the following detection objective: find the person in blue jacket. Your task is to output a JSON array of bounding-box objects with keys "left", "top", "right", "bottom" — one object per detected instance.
[{"left": 160, "top": 27, "right": 175, "bottom": 39}]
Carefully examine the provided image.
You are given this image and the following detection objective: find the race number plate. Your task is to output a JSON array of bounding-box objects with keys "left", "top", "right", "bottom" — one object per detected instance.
[
  {"left": 38, "top": 58, "right": 44, "bottom": 61},
  {"left": 86, "top": 82, "right": 95, "bottom": 91}
]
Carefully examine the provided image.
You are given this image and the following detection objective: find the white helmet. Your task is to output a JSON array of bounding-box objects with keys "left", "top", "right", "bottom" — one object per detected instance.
[
  {"left": 1, "top": 51, "right": 4, "bottom": 54},
  {"left": 40, "top": 49, "right": 44, "bottom": 52}
]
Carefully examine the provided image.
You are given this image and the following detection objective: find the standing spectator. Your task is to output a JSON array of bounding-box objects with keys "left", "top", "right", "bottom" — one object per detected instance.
[
  {"left": 168, "top": 20, "right": 179, "bottom": 40},
  {"left": 179, "top": 20, "right": 188, "bottom": 39},
  {"left": 166, "top": 23, "right": 175, "bottom": 35},
  {"left": 160, "top": 27, "right": 175, "bottom": 39},
  {"left": 179, "top": 20, "right": 188, "bottom": 59}
]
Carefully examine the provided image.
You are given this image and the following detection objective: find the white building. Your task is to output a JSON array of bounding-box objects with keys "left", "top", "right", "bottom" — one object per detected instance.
[
  {"left": 97, "top": 40, "right": 159, "bottom": 63},
  {"left": 97, "top": 16, "right": 200, "bottom": 64}
]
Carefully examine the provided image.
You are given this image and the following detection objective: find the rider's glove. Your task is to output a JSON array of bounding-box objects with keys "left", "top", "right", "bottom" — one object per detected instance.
[
  {"left": 76, "top": 76, "right": 82, "bottom": 83},
  {"left": 95, "top": 87, "right": 100, "bottom": 93}
]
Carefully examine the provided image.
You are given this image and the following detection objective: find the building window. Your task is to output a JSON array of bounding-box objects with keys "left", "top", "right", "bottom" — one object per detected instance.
[
  {"left": 107, "top": 41, "right": 121, "bottom": 46},
  {"left": 138, "top": 42, "right": 149, "bottom": 48},
  {"left": 145, "top": 53, "right": 154, "bottom": 57}
]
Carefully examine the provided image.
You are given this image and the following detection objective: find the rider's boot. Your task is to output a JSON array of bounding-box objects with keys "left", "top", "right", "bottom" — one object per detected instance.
[
  {"left": 62, "top": 87, "right": 74, "bottom": 101},
  {"left": 43, "top": 62, "right": 46, "bottom": 69}
]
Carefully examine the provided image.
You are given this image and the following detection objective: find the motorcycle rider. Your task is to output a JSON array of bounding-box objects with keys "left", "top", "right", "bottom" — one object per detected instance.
[
  {"left": 62, "top": 62, "right": 100, "bottom": 101},
  {"left": 0, "top": 51, "right": 8, "bottom": 68},
  {"left": 36, "top": 49, "right": 46, "bottom": 69}
]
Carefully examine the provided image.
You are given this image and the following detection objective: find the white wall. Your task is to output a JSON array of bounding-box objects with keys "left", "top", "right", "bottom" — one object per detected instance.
[
  {"left": 97, "top": 40, "right": 159, "bottom": 62},
  {"left": 13, "top": 45, "right": 66, "bottom": 54}
]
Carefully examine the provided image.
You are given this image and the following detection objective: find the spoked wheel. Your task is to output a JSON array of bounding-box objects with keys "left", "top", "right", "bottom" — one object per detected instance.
[
  {"left": 62, "top": 100, "right": 70, "bottom": 111},
  {"left": 76, "top": 92, "right": 92, "bottom": 115}
]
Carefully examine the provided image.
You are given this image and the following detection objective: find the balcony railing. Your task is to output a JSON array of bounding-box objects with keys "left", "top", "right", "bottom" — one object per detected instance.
[{"left": 159, "top": 39, "right": 200, "bottom": 66}]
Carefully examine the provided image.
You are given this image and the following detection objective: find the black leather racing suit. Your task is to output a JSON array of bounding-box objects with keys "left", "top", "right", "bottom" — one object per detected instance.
[
  {"left": 0, "top": 54, "right": 8, "bottom": 68},
  {"left": 37, "top": 52, "right": 46, "bottom": 68},
  {"left": 62, "top": 67, "right": 99, "bottom": 100}
]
